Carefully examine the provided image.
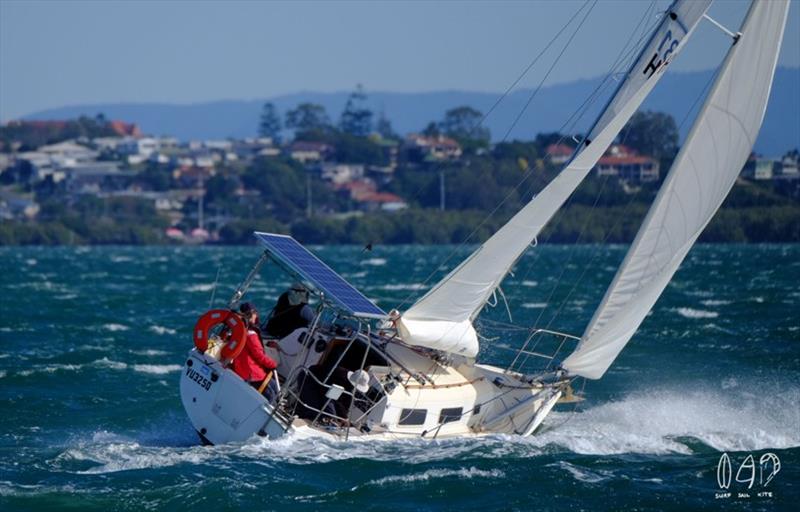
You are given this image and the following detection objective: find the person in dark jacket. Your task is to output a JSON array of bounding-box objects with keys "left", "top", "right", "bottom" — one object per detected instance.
[
  {"left": 233, "top": 302, "right": 279, "bottom": 402},
  {"left": 264, "top": 283, "right": 315, "bottom": 339}
]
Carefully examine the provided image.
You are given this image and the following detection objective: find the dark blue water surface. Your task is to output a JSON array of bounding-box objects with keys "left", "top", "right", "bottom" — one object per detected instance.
[{"left": 1, "top": 244, "right": 798, "bottom": 511}]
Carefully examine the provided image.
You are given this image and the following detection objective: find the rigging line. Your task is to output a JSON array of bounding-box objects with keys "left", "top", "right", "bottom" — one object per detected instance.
[
  {"left": 546, "top": 60, "right": 724, "bottom": 333},
  {"left": 533, "top": 173, "right": 613, "bottom": 332},
  {"left": 395, "top": 1, "right": 661, "bottom": 313},
  {"left": 393, "top": 4, "right": 604, "bottom": 312},
  {"left": 398, "top": 0, "right": 593, "bottom": 210},
  {"left": 511, "top": 0, "right": 661, "bottom": 295},
  {"left": 499, "top": 0, "right": 599, "bottom": 142}
]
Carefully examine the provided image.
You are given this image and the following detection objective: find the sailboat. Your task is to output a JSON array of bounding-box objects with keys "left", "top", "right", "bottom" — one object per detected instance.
[{"left": 179, "top": 0, "right": 790, "bottom": 445}]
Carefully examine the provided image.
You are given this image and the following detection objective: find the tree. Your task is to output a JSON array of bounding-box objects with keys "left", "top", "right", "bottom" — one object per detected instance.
[
  {"left": 441, "top": 106, "right": 490, "bottom": 144},
  {"left": 376, "top": 111, "right": 396, "bottom": 139},
  {"left": 422, "top": 122, "right": 440, "bottom": 138},
  {"left": 622, "top": 110, "right": 678, "bottom": 160},
  {"left": 339, "top": 84, "right": 374, "bottom": 136},
  {"left": 285, "top": 103, "right": 331, "bottom": 133},
  {"left": 258, "top": 102, "right": 282, "bottom": 140}
]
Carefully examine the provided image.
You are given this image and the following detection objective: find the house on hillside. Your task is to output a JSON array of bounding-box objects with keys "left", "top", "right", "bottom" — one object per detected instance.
[
  {"left": 594, "top": 144, "right": 659, "bottom": 182},
  {"left": 334, "top": 178, "right": 408, "bottom": 212},
  {"left": 321, "top": 163, "right": 365, "bottom": 185},
  {"left": 741, "top": 154, "right": 775, "bottom": 180},
  {"left": 545, "top": 143, "right": 574, "bottom": 165},
  {"left": 108, "top": 120, "right": 141, "bottom": 137},
  {"left": 0, "top": 193, "right": 39, "bottom": 220},
  {"left": 118, "top": 137, "right": 159, "bottom": 162},
  {"left": 289, "top": 141, "right": 334, "bottom": 164},
  {"left": 403, "top": 134, "right": 462, "bottom": 162},
  {"left": 62, "top": 162, "right": 135, "bottom": 193}
]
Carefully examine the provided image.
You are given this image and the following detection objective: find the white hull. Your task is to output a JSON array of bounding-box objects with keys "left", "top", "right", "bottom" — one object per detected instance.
[{"left": 180, "top": 340, "right": 563, "bottom": 445}]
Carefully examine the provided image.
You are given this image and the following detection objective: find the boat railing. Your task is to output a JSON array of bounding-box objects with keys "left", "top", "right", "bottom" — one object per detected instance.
[
  {"left": 505, "top": 328, "right": 580, "bottom": 376},
  {"left": 279, "top": 366, "right": 381, "bottom": 438}
]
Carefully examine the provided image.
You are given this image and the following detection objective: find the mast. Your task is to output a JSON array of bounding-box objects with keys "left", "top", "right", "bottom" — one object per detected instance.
[
  {"left": 562, "top": 0, "right": 791, "bottom": 379},
  {"left": 396, "top": 0, "right": 712, "bottom": 357}
]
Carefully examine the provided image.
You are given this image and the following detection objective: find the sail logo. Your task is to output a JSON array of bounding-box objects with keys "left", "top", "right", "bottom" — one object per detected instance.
[
  {"left": 715, "top": 452, "right": 780, "bottom": 500},
  {"left": 643, "top": 30, "right": 680, "bottom": 78}
]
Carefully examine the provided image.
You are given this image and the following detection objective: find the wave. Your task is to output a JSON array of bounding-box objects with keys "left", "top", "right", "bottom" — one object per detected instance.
[
  {"left": 132, "top": 364, "right": 181, "bottom": 375},
  {"left": 102, "top": 323, "right": 130, "bottom": 332},
  {"left": 377, "top": 283, "right": 426, "bottom": 291},
  {"left": 186, "top": 283, "right": 214, "bottom": 292},
  {"left": 530, "top": 384, "right": 800, "bottom": 455},
  {"left": 148, "top": 325, "right": 177, "bottom": 336},
  {"left": 676, "top": 307, "right": 718, "bottom": 319},
  {"left": 362, "top": 467, "right": 503, "bottom": 488},
  {"left": 130, "top": 349, "right": 169, "bottom": 356},
  {"left": 700, "top": 299, "right": 732, "bottom": 307},
  {"left": 522, "top": 302, "right": 548, "bottom": 309},
  {"left": 361, "top": 258, "right": 386, "bottom": 267},
  {"left": 47, "top": 382, "right": 800, "bottom": 477}
]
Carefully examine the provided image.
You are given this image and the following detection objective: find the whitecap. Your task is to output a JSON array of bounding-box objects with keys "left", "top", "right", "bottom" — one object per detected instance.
[
  {"left": 148, "top": 325, "right": 177, "bottom": 336},
  {"left": 110, "top": 256, "right": 133, "bottom": 263},
  {"left": 133, "top": 364, "right": 181, "bottom": 375},
  {"left": 25, "top": 259, "right": 37, "bottom": 266},
  {"left": 186, "top": 283, "right": 214, "bottom": 293},
  {"left": 361, "top": 258, "right": 386, "bottom": 267},
  {"left": 522, "top": 302, "right": 548, "bottom": 309},
  {"left": 378, "top": 283, "right": 426, "bottom": 291},
  {"left": 521, "top": 280, "right": 538, "bottom": 287},
  {"left": 103, "top": 323, "right": 130, "bottom": 332},
  {"left": 362, "top": 467, "right": 504, "bottom": 488},
  {"left": 93, "top": 358, "right": 127, "bottom": 370},
  {"left": 676, "top": 307, "right": 718, "bottom": 319},
  {"left": 530, "top": 384, "right": 800, "bottom": 455},
  {"left": 556, "top": 461, "right": 612, "bottom": 483},
  {"left": 130, "top": 349, "right": 169, "bottom": 356},
  {"left": 0, "top": 370, "right": 6, "bottom": 378},
  {"left": 700, "top": 299, "right": 731, "bottom": 307}
]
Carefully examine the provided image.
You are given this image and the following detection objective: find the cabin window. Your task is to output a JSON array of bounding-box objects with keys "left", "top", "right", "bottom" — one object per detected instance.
[
  {"left": 439, "top": 407, "right": 463, "bottom": 424},
  {"left": 398, "top": 408, "right": 427, "bottom": 426}
]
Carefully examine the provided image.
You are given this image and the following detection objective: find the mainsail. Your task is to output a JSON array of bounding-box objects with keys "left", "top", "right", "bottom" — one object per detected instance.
[
  {"left": 562, "top": 0, "right": 790, "bottom": 379},
  {"left": 398, "top": 0, "right": 711, "bottom": 357}
]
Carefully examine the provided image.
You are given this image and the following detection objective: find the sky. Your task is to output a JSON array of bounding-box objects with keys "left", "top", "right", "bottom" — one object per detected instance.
[{"left": 1, "top": 0, "right": 798, "bottom": 121}]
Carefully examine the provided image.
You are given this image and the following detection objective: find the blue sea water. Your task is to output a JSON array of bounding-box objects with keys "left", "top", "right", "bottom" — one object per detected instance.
[{"left": 0, "top": 244, "right": 798, "bottom": 511}]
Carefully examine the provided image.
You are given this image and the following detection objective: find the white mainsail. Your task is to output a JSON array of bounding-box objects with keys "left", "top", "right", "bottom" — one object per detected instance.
[
  {"left": 398, "top": 0, "right": 711, "bottom": 357},
  {"left": 562, "top": 0, "right": 790, "bottom": 380}
]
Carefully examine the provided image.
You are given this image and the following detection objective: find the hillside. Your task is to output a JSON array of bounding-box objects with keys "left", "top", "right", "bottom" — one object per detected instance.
[{"left": 22, "top": 67, "right": 800, "bottom": 157}]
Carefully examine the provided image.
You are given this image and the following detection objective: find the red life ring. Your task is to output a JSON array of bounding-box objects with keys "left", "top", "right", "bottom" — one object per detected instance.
[{"left": 193, "top": 309, "right": 247, "bottom": 360}]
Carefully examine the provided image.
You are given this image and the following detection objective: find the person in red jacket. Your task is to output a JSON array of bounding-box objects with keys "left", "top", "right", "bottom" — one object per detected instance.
[{"left": 232, "top": 302, "right": 279, "bottom": 402}]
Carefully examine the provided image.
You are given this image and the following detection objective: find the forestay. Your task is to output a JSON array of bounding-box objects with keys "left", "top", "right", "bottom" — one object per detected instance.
[
  {"left": 562, "top": 0, "right": 790, "bottom": 379},
  {"left": 398, "top": 0, "right": 711, "bottom": 357}
]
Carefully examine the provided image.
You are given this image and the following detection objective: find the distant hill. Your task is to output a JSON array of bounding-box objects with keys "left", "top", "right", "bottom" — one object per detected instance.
[{"left": 23, "top": 67, "right": 800, "bottom": 157}]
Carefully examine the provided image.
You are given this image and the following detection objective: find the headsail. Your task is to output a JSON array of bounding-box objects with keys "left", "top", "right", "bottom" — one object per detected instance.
[
  {"left": 398, "top": 0, "right": 712, "bottom": 357},
  {"left": 562, "top": 0, "right": 790, "bottom": 379}
]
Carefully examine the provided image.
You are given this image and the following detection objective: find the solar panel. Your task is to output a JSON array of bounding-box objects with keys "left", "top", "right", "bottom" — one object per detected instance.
[{"left": 254, "top": 232, "right": 386, "bottom": 318}]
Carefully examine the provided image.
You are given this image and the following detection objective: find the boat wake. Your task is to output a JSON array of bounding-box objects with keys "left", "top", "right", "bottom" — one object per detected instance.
[
  {"left": 47, "top": 381, "right": 800, "bottom": 475},
  {"left": 533, "top": 383, "right": 800, "bottom": 455}
]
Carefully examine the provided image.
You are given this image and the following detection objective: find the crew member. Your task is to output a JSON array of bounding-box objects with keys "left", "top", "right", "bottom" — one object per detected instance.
[
  {"left": 264, "top": 283, "right": 315, "bottom": 339},
  {"left": 233, "top": 302, "right": 279, "bottom": 403}
]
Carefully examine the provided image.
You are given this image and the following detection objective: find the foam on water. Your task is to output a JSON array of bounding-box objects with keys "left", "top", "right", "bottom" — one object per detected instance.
[
  {"left": 361, "top": 258, "right": 387, "bottom": 266},
  {"left": 148, "top": 325, "right": 177, "bottom": 336},
  {"left": 522, "top": 302, "right": 548, "bottom": 309},
  {"left": 132, "top": 364, "right": 181, "bottom": 375},
  {"left": 531, "top": 384, "right": 800, "bottom": 455},
  {"left": 364, "top": 467, "right": 504, "bottom": 487},
  {"left": 52, "top": 381, "right": 799, "bottom": 479},
  {"left": 676, "top": 307, "right": 719, "bottom": 319},
  {"left": 102, "top": 323, "right": 130, "bottom": 332},
  {"left": 186, "top": 283, "right": 214, "bottom": 292}
]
